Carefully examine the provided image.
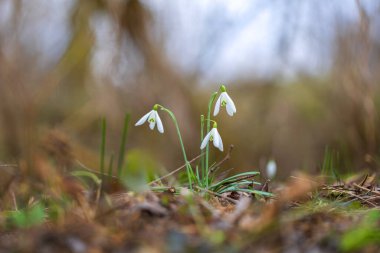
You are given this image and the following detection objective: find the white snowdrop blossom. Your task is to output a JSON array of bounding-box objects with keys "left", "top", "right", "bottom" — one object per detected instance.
[
  {"left": 135, "top": 105, "right": 164, "bottom": 133},
  {"left": 200, "top": 124, "right": 223, "bottom": 152},
  {"left": 213, "top": 85, "right": 236, "bottom": 117},
  {"left": 266, "top": 159, "right": 277, "bottom": 179}
]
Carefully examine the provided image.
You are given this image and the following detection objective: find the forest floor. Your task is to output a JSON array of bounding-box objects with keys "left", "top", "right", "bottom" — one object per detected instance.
[{"left": 1, "top": 168, "right": 380, "bottom": 253}]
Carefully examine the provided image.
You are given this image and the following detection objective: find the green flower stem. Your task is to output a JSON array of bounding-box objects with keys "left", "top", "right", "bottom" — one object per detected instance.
[
  {"left": 205, "top": 92, "right": 218, "bottom": 188},
  {"left": 100, "top": 117, "right": 107, "bottom": 178},
  {"left": 159, "top": 106, "right": 193, "bottom": 189},
  {"left": 204, "top": 119, "right": 218, "bottom": 127},
  {"left": 200, "top": 115, "right": 205, "bottom": 184}
]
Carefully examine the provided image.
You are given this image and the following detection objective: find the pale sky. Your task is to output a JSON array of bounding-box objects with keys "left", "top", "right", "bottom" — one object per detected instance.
[
  {"left": 0, "top": 0, "right": 378, "bottom": 84},
  {"left": 145, "top": 0, "right": 369, "bottom": 82}
]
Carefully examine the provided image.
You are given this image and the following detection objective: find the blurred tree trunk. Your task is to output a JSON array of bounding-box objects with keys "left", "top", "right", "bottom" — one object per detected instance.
[
  {"left": 112, "top": 0, "right": 198, "bottom": 155},
  {"left": 40, "top": 0, "right": 102, "bottom": 123},
  {"left": 332, "top": 0, "right": 378, "bottom": 166}
]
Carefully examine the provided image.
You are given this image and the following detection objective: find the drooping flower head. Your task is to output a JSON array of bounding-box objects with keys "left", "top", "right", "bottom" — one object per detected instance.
[
  {"left": 213, "top": 85, "right": 236, "bottom": 117},
  {"left": 135, "top": 104, "right": 164, "bottom": 133},
  {"left": 200, "top": 122, "right": 223, "bottom": 152}
]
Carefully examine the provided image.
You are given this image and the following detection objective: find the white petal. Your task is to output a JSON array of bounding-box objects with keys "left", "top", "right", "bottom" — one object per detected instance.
[
  {"left": 213, "top": 129, "right": 223, "bottom": 152},
  {"left": 148, "top": 111, "right": 155, "bottom": 121},
  {"left": 217, "top": 132, "right": 224, "bottom": 152},
  {"left": 200, "top": 131, "right": 212, "bottom": 149},
  {"left": 220, "top": 92, "right": 230, "bottom": 115},
  {"left": 213, "top": 95, "right": 222, "bottom": 116},
  {"left": 226, "top": 103, "right": 234, "bottom": 116},
  {"left": 212, "top": 129, "right": 219, "bottom": 149},
  {"left": 226, "top": 93, "right": 236, "bottom": 110},
  {"left": 220, "top": 92, "right": 228, "bottom": 103},
  {"left": 225, "top": 93, "right": 236, "bottom": 116},
  {"left": 135, "top": 111, "right": 151, "bottom": 126},
  {"left": 155, "top": 111, "right": 164, "bottom": 133},
  {"left": 146, "top": 110, "right": 156, "bottom": 129}
]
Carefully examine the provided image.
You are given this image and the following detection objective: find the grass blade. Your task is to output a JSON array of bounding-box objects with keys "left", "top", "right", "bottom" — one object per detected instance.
[
  {"left": 210, "top": 180, "right": 261, "bottom": 193},
  {"left": 100, "top": 117, "right": 107, "bottom": 178},
  {"left": 200, "top": 115, "right": 205, "bottom": 182},
  {"left": 107, "top": 153, "right": 114, "bottom": 177},
  {"left": 209, "top": 171, "right": 260, "bottom": 189},
  {"left": 117, "top": 113, "right": 130, "bottom": 177},
  {"left": 219, "top": 187, "right": 273, "bottom": 197}
]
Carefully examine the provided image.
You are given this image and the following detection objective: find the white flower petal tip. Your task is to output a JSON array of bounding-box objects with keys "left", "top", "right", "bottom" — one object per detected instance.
[
  {"left": 135, "top": 109, "right": 164, "bottom": 134},
  {"left": 155, "top": 111, "right": 164, "bottom": 133},
  {"left": 214, "top": 91, "right": 236, "bottom": 117},
  {"left": 135, "top": 111, "right": 151, "bottom": 126},
  {"left": 200, "top": 128, "right": 223, "bottom": 152}
]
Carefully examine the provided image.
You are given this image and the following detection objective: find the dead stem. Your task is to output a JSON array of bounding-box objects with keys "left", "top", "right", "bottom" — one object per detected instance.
[
  {"left": 343, "top": 190, "right": 377, "bottom": 207},
  {"left": 209, "top": 144, "right": 234, "bottom": 174},
  {"left": 11, "top": 190, "right": 18, "bottom": 211},
  {"left": 195, "top": 186, "right": 239, "bottom": 204},
  {"left": 148, "top": 153, "right": 204, "bottom": 185},
  {"left": 322, "top": 185, "right": 378, "bottom": 207},
  {"left": 0, "top": 164, "right": 18, "bottom": 167},
  {"left": 75, "top": 159, "right": 119, "bottom": 179},
  {"left": 353, "top": 183, "right": 380, "bottom": 196}
]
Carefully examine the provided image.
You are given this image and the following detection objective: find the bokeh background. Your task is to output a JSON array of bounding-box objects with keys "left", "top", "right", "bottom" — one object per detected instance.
[{"left": 0, "top": 0, "right": 380, "bottom": 179}]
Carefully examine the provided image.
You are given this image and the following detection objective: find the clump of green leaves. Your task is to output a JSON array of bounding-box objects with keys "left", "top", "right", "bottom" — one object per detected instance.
[
  {"left": 121, "top": 149, "right": 156, "bottom": 192},
  {"left": 341, "top": 210, "right": 380, "bottom": 252},
  {"left": 7, "top": 203, "right": 46, "bottom": 229}
]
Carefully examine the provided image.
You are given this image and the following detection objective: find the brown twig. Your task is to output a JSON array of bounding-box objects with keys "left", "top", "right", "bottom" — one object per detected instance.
[
  {"left": 11, "top": 190, "right": 18, "bottom": 211},
  {"left": 367, "top": 196, "right": 380, "bottom": 202},
  {"left": 194, "top": 186, "right": 238, "bottom": 204},
  {"left": 148, "top": 153, "right": 204, "bottom": 185},
  {"left": 358, "top": 174, "right": 369, "bottom": 187},
  {"left": 343, "top": 190, "right": 377, "bottom": 207},
  {"left": 353, "top": 183, "right": 380, "bottom": 196},
  {"left": 215, "top": 167, "right": 235, "bottom": 181},
  {"left": 209, "top": 145, "right": 234, "bottom": 174},
  {"left": 323, "top": 186, "right": 378, "bottom": 207},
  {"left": 0, "top": 164, "right": 18, "bottom": 167},
  {"left": 75, "top": 159, "right": 119, "bottom": 179},
  {"left": 322, "top": 185, "right": 357, "bottom": 194},
  {"left": 0, "top": 164, "right": 19, "bottom": 178}
]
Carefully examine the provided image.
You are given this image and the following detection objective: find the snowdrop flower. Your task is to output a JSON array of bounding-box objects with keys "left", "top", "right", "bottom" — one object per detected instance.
[
  {"left": 266, "top": 159, "right": 277, "bottom": 179},
  {"left": 135, "top": 104, "right": 164, "bottom": 133},
  {"left": 200, "top": 122, "right": 223, "bottom": 152},
  {"left": 213, "top": 85, "right": 236, "bottom": 117}
]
